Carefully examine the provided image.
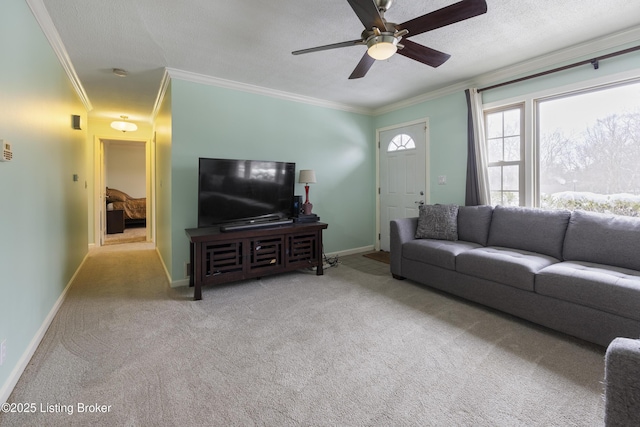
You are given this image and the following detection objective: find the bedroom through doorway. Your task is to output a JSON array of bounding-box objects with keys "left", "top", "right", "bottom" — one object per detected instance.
[{"left": 98, "top": 137, "right": 150, "bottom": 246}]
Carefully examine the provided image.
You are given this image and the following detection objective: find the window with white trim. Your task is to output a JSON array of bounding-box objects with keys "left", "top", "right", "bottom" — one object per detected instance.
[
  {"left": 483, "top": 78, "right": 640, "bottom": 216},
  {"left": 485, "top": 104, "right": 524, "bottom": 206}
]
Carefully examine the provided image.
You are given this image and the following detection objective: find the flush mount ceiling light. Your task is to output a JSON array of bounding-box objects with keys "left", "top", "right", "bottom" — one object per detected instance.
[
  {"left": 110, "top": 115, "right": 137, "bottom": 132},
  {"left": 112, "top": 68, "right": 128, "bottom": 77}
]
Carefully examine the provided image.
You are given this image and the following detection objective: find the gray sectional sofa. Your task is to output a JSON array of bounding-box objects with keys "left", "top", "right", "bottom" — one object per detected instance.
[{"left": 390, "top": 205, "right": 640, "bottom": 347}]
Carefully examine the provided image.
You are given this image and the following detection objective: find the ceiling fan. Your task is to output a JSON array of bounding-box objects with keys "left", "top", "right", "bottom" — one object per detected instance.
[{"left": 292, "top": 0, "right": 487, "bottom": 79}]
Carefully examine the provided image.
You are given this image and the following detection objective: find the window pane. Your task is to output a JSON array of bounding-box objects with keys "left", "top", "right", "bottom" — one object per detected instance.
[
  {"left": 486, "top": 112, "right": 503, "bottom": 139},
  {"left": 488, "top": 166, "right": 502, "bottom": 190},
  {"left": 488, "top": 138, "right": 503, "bottom": 163},
  {"left": 538, "top": 81, "right": 640, "bottom": 216},
  {"left": 388, "top": 133, "right": 416, "bottom": 152},
  {"left": 501, "top": 192, "right": 520, "bottom": 207},
  {"left": 503, "top": 136, "right": 520, "bottom": 161},
  {"left": 503, "top": 109, "right": 521, "bottom": 137},
  {"left": 490, "top": 191, "right": 520, "bottom": 207},
  {"left": 503, "top": 165, "right": 520, "bottom": 191}
]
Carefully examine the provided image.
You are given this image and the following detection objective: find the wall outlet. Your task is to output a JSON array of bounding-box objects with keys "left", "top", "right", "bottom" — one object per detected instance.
[
  {"left": 438, "top": 175, "right": 447, "bottom": 185},
  {"left": 0, "top": 339, "right": 6, "bottom": 366}
]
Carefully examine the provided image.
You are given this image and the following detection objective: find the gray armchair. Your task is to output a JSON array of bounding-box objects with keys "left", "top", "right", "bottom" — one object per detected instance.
[{"left": 605, "top": 337, "right": 640, "bottom": 426}]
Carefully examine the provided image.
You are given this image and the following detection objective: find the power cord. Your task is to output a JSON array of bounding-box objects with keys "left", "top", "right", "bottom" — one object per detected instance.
[{"left": 323, "top": 253, "right": 340, "bottom": 268}]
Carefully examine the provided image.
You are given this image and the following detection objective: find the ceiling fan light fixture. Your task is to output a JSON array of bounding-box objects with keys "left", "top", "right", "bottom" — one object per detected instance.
[{"left": 366, "top": 35, "right": 398, "bottom": 60}]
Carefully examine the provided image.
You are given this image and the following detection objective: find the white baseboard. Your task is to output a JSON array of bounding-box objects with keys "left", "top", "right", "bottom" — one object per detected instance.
[
  {"left": 155, "top": 247, "right": 175, "bottom": 287},
  {"left": 155, "top": 248, "right": 189, "bottom": 288},
  {"left": 326, "top": 245, "right": 375, "bottom": 258},
  {"left": 171, "top": 278, "right": 190, "bottom": 288},
  {"left": 0, "top": 251, "right": 90, "bottom": 405}
]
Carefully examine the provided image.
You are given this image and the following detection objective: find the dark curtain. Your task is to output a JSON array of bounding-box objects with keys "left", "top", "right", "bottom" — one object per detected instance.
[{"left": 465, "top": 89, "right": 481, "bottom": 206}]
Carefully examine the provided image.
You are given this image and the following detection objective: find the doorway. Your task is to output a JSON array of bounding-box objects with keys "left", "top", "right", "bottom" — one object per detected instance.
[
  {"left": 95, "top": 136, "right": 152, "bottom": 247},
  {"left": 376, "top": 119, "right": 429, "bottom": 251}
]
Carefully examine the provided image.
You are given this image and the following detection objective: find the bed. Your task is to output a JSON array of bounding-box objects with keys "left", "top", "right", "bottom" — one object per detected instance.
[{"left": 106, "top": 187, "right": 146, "bottom": 225}]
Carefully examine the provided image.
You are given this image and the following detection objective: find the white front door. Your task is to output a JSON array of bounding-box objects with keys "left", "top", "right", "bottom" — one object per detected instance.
[{"left": 378, "top": 120, "right": 428, "bottom": 251}]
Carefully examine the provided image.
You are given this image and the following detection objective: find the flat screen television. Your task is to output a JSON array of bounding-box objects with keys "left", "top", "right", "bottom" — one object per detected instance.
[{"left": 198, "top": 157, "right": 296, "bottom": 228}]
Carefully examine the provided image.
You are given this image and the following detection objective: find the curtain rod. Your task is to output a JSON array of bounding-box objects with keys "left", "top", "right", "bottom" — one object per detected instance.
[{"left": 477, "top": 44, "right": 640, "bottom": 93}]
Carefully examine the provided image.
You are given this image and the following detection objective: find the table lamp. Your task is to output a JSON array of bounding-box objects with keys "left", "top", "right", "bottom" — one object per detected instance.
[{"left": 298, "top": 169, "right": 316, "bottom": 215}]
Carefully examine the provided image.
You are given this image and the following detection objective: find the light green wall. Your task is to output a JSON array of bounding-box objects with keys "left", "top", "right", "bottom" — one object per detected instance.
[
  {"left": 0, "top": 0, "right": 88, "bottom": 398},
  {"left": 165, "top": 79, "right": 375, "bottom": 281},
  {"left": 374, "top": 92, "right": 470, "bottom": 205}
]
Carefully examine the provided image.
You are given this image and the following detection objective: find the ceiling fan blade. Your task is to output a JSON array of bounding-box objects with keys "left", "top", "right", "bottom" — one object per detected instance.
[
  {"left": 397, "top": 40, "right": 451, "bottom": 68},
  {"left": 396, "top": 0, "right": 487, "bottom": 38},
  {"left": 292, "top": 39, "right": 364, "bottom": 55},
  {"left": 349, "top": 52, "right": 376, "bottom": 79},
  {"left": 347, "top": 0, "right": 387, "bottom": 30}
]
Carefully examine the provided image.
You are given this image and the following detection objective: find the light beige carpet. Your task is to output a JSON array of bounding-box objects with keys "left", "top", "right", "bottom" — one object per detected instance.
[
  {"left": 1, "top": 245, "right": 605, "bottom": 426},
  {"left": 103, "top": 226, "right": 147, "bottom": 245}
]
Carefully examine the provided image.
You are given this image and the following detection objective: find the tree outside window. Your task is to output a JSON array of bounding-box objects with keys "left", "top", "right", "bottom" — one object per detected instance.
[{"left": 538, "top": 81, "right": 640, "bottom": 216}]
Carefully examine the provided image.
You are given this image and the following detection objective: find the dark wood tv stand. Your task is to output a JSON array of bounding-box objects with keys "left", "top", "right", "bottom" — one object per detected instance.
[{"left": 185, "top": 222, "right": 328, "bottom": 300}]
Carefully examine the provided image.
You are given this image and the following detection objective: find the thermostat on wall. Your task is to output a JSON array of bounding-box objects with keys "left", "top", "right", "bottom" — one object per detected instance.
[{"left": 1, "top": 140, "right": 12, "bottom": 162}]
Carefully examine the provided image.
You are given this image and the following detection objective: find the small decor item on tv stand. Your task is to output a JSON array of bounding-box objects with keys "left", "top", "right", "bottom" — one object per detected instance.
[
  {"left": 298, "top": 169, "right": 317, "bottom": 215},
  {"left": 295, "top": 213, "right": 319, "bottom": 223}
]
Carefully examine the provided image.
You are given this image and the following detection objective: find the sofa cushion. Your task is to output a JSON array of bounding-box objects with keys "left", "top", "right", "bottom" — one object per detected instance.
[
  {"left": 415, "top": 204, "right": 459, "bottom": 241},
  {"left": 487, "top": 206, "right": 571, "bottom": 260},
  {"left": 563, "top": 210, "right": 640, "bottom": 271},
  {"left": 457, "top": 205, "right": 493, "bottom": 246},
  {"left": 456, "top": 246, "right": 559, "bottom": 291},
  {"left": 536, "top": 261, "right": 640, "bottom": 322},
  {"left": 403, "top": 239, "right": 481, "bottom": 271}
]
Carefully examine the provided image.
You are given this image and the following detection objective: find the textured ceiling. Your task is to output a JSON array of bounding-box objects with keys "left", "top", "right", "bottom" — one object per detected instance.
[{"left": 39, "top": 0, "right": 640, "bottom": 122}]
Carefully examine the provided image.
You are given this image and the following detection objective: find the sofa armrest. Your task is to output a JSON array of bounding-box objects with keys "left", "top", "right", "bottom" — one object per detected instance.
[
  {"left": 605, "top": 337, "right": 640, "bottom": 426},
  {"left": 390, "top": 217, "right": 418, "bottom": 277}
]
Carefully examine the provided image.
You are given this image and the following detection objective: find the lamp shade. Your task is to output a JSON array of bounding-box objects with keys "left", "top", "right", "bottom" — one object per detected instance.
[{"left": 298, "top": 170, "right": 316, "bottom": 184}]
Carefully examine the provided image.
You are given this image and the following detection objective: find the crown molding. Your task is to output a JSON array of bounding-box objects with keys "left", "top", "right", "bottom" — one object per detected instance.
[
  {"left": 151, "top": 69, "right": 171, "bottom": 122},
  {"left": 165, "top": 68, "right": 374, "bottom": 116},
  {"left": 26, "top": 0, "right": 93, "bottom": 112},
  {"left": 473, "top": 24, "right": 640, "bottom": 90},
  {"left": 372, "top": 80, "right": 474, "bottom": 116},
  {"left": 373, "top": 25, "right": 640, "bottom": 116}
]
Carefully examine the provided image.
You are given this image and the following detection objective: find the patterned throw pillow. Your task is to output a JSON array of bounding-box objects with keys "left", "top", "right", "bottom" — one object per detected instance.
[{"left": 415, "top": 204, "right": 459, "bottom": 241}]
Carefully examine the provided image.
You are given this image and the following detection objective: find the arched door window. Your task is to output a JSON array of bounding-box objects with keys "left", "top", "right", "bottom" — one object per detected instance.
[{"left": 387, "top": 134, "right": 416, "bottom": 152}]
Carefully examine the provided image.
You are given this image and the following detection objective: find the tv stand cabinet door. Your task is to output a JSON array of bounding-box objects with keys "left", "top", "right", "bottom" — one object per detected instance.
[
  {"left": 247, "top": 235, "right": 285, "bottom": 276},
  {"left": 286, "top": 230, "right": 320, "bottom": 271},
  {"left": 201, "top": 239, "right": 246, "bottom": 285}
]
